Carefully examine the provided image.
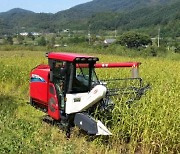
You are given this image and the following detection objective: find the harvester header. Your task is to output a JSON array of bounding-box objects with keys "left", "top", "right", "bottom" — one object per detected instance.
[{"left": 29, "top": 52, "right": 149, "bottom": 137}]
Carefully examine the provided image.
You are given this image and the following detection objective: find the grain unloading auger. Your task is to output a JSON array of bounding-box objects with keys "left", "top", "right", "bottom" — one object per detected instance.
[{"left": 29, "top": 52, "right": 149, "bottom": 137}]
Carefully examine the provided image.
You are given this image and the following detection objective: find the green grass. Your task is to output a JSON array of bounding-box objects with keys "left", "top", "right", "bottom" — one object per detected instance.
[
  {"left": 0, "top": 50, "right": 179, "bottom": 153},
  {"left": 1, "top": 44, "right": 180, "bottom": 61}
]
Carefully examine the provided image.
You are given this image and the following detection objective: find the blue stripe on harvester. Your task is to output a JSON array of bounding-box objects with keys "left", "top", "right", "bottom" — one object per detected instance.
[{"left": 30, "top": 77, "right": 45, "bottom": 83}]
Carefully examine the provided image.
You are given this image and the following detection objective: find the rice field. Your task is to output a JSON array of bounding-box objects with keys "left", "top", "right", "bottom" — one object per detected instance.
[{"left": 0, "top": 50, "right": 179, "bottom": 154}]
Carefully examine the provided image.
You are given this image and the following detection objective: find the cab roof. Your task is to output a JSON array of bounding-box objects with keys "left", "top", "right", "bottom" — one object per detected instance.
[{"left": 48, "top": 52, "right": 99, "bottom": 62}]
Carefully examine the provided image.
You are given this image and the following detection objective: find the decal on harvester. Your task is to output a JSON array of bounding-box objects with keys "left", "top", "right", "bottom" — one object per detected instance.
[
  {"left": 74, "top": 98, "right": 81, "bottom": 102},
  {"left": 30, "top": 74, "right": 45, "bottom": 83},
  {"left": 93, "top": 89, "right": 98, "bottom": 94}
]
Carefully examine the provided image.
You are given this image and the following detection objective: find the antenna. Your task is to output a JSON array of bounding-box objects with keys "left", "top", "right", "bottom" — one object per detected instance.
[{"left": 88, "top": 25, "right": 91, "bottom": 45}]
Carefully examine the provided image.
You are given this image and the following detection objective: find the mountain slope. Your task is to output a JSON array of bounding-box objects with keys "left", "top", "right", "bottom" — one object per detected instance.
[
  {"left": 51, "top": 0, "right": 180, "bottom": 34},
  {"left": 89, "top": 0, "right": 180, "bottom": 29},
  {"left": 0, "top": 0, "right": 179, "bottom": 36},
  {"left": 0, "top": 8, "right": 54, "bottom": 33},
  {"left": 3, "top": 8, "right": 34, "bottom": 13},
  {"left": 61, "top": 0, "right": 178, "bottom": 15}
]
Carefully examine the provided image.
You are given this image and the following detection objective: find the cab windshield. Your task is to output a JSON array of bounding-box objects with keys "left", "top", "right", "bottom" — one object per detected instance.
[{"left": 70, "top": 63, "right": 98, "bottom": 93}]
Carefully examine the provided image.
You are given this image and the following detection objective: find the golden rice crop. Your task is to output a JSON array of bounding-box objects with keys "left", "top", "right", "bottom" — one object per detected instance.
[{"left": 0, "top": 50, "right": 179, "bottom": 153}]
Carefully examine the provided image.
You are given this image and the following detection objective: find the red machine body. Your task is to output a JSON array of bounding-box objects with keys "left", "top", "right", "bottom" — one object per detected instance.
[
  {"left": 30, "top": 65, "right": 49, "bottom": 106},
  {"left": 29, "top": 52, "right": 146, "bottom": 136},
  {"left": 30, "top": 52, "right": 99, "bottom": 120},
  {"left": 95, "top": 62, "right": 141, "bottom": 68},
  {"left": 30, "top": 52, "right": 141, "bottom": 120}
]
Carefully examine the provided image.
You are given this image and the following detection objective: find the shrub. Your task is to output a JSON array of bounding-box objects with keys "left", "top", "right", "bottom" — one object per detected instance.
[
  {"left": 37, "top": 36, "right": 46, "bottom": 46},
  {"left": 117, "top": 32, "right": 152, "bottom": 48}
]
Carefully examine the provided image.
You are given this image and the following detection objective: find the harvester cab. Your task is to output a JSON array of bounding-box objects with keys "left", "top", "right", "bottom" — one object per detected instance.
[{"left": 30, "top": 52, "right": 149, "bottom": 137}]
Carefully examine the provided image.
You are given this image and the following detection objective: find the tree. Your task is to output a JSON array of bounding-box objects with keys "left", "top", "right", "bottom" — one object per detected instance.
[
  {"left": 17, "top": 35, "right": 24, "bottom": 44},
  {"left": 28, "top": 32, "right": 35, "bottom": 41},
  {"left": 47, "top": 36, "right": 56, "bottom": 49},
  {"left": 68, "top": 36, "right": 86, "bottom": 44},
  {"left": 117, "top": 32, "right": 152, "bottom": 48},
  {"left": 174, "top": 42, "right": 180, "bottom": 53},
  {"left": 50, "top": 36, "right": 55, "bottom": 46},
  {"left": 38, "top": 36, "right": 46, "bottom": 46},
  {"left": 6, "top": 36, "right": 13, "bottom": 45}
]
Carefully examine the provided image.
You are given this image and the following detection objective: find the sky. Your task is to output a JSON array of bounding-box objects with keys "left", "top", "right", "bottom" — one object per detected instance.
[{"left": 0, "top": 0, "right": 92, "bottom": 13}]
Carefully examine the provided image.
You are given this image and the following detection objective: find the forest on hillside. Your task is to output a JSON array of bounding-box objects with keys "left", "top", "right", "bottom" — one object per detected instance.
[{"left": 0, "top": 0, "right": 179, "bottom": 38}]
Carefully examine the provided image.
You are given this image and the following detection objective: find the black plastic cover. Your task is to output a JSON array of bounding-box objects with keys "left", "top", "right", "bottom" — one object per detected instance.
[{"left": 74, "top": 113, "right": 98, "bottom": 135}]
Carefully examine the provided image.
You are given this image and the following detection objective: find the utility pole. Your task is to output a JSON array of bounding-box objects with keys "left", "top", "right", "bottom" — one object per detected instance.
[
  {"left": 115, "top": 28, "right": 117, "bottom": 38},
  {"left": 88, "top": 25, "right": 91, "bottom": 45},
  {"left": 158, "top": 27, "right": 160, "bottom": 47},
  {"left": 68, "top": 30, "right": 71, "bottom": 37},
  {"left": 16, "top": 26, "right": 19, "bottom": 36}
]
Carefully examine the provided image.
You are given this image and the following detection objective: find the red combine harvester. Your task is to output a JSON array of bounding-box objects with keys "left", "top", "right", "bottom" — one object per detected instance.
[{"left": 30, "top": 52, "right": 149, "bottom": 137}]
